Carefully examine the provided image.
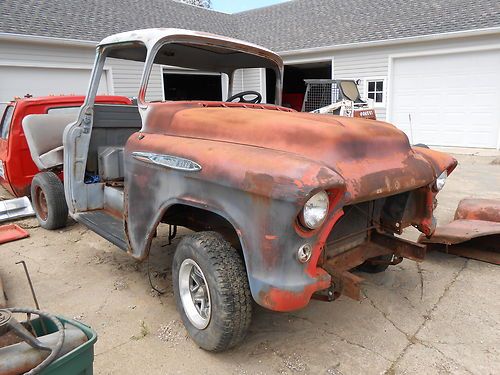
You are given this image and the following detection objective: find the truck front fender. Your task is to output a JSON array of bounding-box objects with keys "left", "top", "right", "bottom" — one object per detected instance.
[{"left": 124, "top": 133, "right": 346, "bottom": 311}]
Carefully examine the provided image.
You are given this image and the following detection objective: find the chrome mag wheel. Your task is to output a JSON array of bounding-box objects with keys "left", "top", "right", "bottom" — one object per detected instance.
[{"left": 178, "top": 258, "right": 211, "bottom": 329}]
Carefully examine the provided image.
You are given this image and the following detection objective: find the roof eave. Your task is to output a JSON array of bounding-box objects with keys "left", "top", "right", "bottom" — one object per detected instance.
[
  {"left": 0, "top": 32, "right": 96, "bottom": 47},
  {"left": 278, "top": 26, "right": 500, "bottom": 55}
]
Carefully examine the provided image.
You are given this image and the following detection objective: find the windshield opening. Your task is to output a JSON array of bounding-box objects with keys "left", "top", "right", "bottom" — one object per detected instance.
[{"left": 148, "top": 41, "right": 281, "bottom": 105}]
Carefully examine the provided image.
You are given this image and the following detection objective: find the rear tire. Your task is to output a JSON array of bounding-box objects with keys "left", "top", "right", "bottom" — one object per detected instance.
[
  {"left": 31, "top": 172, "right": 68, "bottom": 230},
  {"left": 172, "top": 231, "right": 252, "bottom": 352},
  {"left": 357, "top": 254, "right": 393, "bottom": 273}
]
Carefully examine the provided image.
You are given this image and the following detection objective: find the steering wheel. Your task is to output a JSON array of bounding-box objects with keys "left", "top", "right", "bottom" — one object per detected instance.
[
  {"left": 226, "top": 91, "right": 262, "bottom": 104},
  {"left": 1, "top": 308, "right": 65, "bottom": 375}
]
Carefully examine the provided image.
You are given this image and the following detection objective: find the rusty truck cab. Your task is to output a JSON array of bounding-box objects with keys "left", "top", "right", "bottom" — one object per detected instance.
[{"left": 63, "top": 29, "right": 285, "bottom": 246}]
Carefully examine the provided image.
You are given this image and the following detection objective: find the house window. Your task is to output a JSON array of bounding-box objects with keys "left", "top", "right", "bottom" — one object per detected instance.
[{"left": 366, "top": 79, "right": 385, "bottom": 105}]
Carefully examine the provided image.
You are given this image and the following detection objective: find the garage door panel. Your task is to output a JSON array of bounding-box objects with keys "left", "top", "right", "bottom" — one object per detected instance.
[
  {"left": 469, "top": 94, "right": 496, "bottom": 107},
  {"left": 469, "top": 114, "right": 497, "bottom": 130},
  {"left": 391, "top": 50, "right": 500, "bottom": 148},
  {"left": 0, "top": 66, "right": 108, "bottom": 102},
  {"left": 420, "top": 112, "right": 441, "bottom": 124}
]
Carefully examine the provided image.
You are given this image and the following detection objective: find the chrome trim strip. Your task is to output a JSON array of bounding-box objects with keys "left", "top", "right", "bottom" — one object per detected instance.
[{"left": 132, "top": 151, "right": 202, "bottom": 172}]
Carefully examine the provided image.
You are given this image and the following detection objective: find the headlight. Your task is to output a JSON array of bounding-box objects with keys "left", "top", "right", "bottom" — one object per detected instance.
[
  {"left": 300, "top": 191, "right": 329, "bottom": 229},
  {"left": 434, "top": 170, "right": 447, "bottom": 191}
]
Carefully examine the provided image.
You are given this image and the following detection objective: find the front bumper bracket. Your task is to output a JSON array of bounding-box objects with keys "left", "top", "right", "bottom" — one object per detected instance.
[{"left": 321, "top": 232, "right": 426, "bottom": 300}]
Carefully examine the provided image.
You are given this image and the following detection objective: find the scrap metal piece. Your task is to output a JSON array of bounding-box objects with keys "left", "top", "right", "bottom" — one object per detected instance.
[
  {"left": 0, "top": 224, "right": 29, "bottom": 244},
  {"left": 419, "top": 198, "right": 500, "bottom": 265},
  {"left": 419, "top": 219, "right": 500, "bottom": 245},
  {"left": 16, "top": 261, "right": 41, "bottom": 310},
  {"left": 15, "top": 261, "right": 49, "bottom": 335},
  {"left": 454, "top": 198, "right": 500, "bottom": 222},
  {"left": 0, "top": 197, "right": 35, "bottom": 222},
  {"left": 426, "top": 241, "right": 499, "bottom": 265}
]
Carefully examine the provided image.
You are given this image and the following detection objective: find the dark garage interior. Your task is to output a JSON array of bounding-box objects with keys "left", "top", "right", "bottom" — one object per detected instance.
[
  {"left": 274, "top": 61, "right": 331, "bottom": 111},
  {"left": 164, "top": 72, "right": 222, "bottom": 101}
]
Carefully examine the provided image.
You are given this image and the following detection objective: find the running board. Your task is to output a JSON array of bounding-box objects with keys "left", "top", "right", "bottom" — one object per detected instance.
[{"left": 77, "top": 210, "right": 128, "bottom": 251}]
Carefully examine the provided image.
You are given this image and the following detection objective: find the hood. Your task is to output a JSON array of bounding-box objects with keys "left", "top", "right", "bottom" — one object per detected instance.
[{"left": 145, "top": 105, "right": 455, "bottom": 202}]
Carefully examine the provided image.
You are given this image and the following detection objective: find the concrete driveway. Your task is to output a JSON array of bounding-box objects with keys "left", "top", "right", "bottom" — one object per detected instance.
[{"left": 1, "top": 150, "right": 499, "bottom": 375}]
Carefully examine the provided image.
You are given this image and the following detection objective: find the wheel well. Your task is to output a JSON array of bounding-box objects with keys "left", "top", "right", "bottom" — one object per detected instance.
[{"left": 160, "top": 204, "right": 242, "bottom": 251}]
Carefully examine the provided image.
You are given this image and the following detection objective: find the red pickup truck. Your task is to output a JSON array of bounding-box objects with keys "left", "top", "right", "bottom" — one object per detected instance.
[{"left": 0, "top": 95, "right": 131, "bottom": 197}]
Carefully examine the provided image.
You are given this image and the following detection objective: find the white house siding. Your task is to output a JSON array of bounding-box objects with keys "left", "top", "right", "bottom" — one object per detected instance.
[
  {"left": 282, "top": 33, "right": 500, "bottom": 122},
  {"left": 0, "top": 39, "right": 163, "bottom": 101},
  {"left": 232, "top": 68, "right": 266, "bottom": 102},
  {"left": 0, "top": 40, "right": 97, "bottom": 101},
  {"left": 0, "top": 38, "right": 263, "bottom": 103},
  {"left": 107, "top": 58, "right": 163, "bottom": 101}
]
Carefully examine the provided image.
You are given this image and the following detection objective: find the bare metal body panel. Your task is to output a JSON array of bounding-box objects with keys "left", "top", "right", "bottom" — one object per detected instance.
[{"left": 420, "top": 199, "right": 500, "bottom": 265}]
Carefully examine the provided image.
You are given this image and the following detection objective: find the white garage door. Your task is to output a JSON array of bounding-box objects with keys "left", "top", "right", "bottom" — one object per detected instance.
[
  {"left": 0, "top": 66, "right": 109, "bottom": 103},
  {"left": 390, "top": 50, "right": 500, "bottom": 148}
]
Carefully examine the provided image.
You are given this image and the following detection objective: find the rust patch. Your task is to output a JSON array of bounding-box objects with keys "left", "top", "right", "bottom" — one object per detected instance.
[
  {"left": 258, "top": 271, "right": 331, "bottom": 312},
  {"left": 454, "top": 198, "right": 500, "bottom": 222},
  {"left": 264, "top": 235, "right": 278, "bottom": 240}
]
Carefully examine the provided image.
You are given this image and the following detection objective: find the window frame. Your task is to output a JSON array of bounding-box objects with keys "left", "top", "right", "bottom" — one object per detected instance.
[
  {"left": 0, "top": 105, "right": 15, "bottom": 140},
  {"left": 161, "top": 68, "right": 225, "bottom": 102},
  {"left": 46, "top": 106, "right": 81, "bottom": 115},
  {"left": 364, "top": 77, "right": 386, "bottom": 108}
]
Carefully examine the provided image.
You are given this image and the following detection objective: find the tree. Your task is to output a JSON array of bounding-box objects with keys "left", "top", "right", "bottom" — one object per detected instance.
[{"left": 179, "top": 0, "right": 212, "bottom": 8}]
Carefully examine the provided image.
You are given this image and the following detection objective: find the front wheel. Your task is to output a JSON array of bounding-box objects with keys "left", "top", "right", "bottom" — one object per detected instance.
[
  {"left": 31, "top": 172, "right": 68, "bottom": 230},
  {"left": 172, "top": 232, "right": 252, "bottom": 352}
]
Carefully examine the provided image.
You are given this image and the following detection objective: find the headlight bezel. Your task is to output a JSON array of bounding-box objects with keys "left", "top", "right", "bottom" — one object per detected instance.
[
  {"left": 434, "top": 170, "right": 448, "bottom": 191},
  {"left": 299, "top": 190, "right": 330, "bottom": 230}
]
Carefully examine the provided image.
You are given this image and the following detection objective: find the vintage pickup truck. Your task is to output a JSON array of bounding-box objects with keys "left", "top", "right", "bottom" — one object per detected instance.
[{"left": 24, "top": 29, "right": 457, "bottom": 351}]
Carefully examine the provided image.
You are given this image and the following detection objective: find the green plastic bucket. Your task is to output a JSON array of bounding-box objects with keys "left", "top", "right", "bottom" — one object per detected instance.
[{"left": 29, "top": 316, "right": 97, "bottom": 375}]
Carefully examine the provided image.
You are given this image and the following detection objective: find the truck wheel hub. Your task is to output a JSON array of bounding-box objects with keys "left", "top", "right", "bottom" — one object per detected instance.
[
  {"left": 34, "top": 186, "right": 48, "bottom": 221},
  {"left": 179, "top": 259, "right": 211, "bottom": 330}
]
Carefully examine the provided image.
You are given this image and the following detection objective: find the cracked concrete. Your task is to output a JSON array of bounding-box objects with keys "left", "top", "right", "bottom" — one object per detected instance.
[
  {"left": 0, "top": 151, "right": 498, "bottom": 374},
  {"left": 384, "top": 259, "right": 469, "bottom": 374}
]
